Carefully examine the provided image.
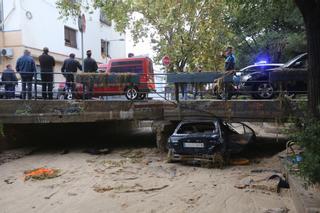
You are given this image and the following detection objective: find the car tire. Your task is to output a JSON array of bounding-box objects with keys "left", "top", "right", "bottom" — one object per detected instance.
[
  {"left": 125, "top": 87, "right": 139, "bottom": 100},
  {"left": 138, "top": 93, "right": 147, "bottom": 100},
  {"left": 254, "top": 83, "right": 275, "bottom": 99},
  {"left": 212, "top": 152, "right": 225, "bottom": 168}
]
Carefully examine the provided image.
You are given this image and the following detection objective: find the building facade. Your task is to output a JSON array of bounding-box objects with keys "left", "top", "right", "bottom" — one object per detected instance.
[{"left": 0, "top": 0, "right": 126, "bottom": 82}]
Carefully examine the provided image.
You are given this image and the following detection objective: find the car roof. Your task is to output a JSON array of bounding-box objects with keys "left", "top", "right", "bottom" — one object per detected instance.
[
  {"left": 240, "top": 63, "right": 284, "bottom": 71},
  {"left": 179, "top": 120, "right": 219, "bottom": 125}
]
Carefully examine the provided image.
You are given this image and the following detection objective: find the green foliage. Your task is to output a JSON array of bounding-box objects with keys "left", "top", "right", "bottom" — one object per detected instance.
[
  {"left": 289, "top": 106, "right": 320, "bottom": 183},
  {"left": 225, "top": 0, "right": 306, "bottom": 68},
  {"left": 57, "top": 0, "right": 229, "bottom": 71},
  {"left": 56, "top": 0, "right": 306, "bottom": 71}
]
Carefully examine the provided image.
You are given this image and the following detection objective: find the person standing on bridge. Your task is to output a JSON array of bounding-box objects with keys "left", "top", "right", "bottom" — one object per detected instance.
[
  {"left": 83, "top": 50, "right": 98, "bottom": 99},
  {"left": 222, "top": 46, "right": 236, "bottom": 71},
  {"left": 16, "top": 50, "right": 36, "bottom": 99},
  {"left": 61, "top": 53, "right": 82, "bottom": 99},
  {"left": 39, "top": 47, "right": 55, "bottom": 99},
  {"left": 1, "top": 64, "right": 18, "bottom": 99}
]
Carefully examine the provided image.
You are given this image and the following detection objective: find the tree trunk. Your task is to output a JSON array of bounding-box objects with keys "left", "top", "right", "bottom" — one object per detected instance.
[
  {"left": 295, "top": 0, "right": 320, "bottom": 118},
  {"left": 306, "top": 19, "right": 320, "bottom": 117}
]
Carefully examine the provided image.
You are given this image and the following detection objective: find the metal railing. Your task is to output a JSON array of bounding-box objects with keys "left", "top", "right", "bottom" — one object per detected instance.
[{"left": 0, "top": 70, "right": 308, "bottom": 101}]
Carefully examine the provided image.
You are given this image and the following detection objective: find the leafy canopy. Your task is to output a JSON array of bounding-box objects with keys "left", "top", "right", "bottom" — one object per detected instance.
[{"left": 57, "top": 0, "right": 229, "bottom": 72}]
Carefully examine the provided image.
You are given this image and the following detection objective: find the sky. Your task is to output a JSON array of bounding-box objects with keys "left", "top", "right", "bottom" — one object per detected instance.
[{"left": 125, "top": 30, "right": 154, "bottom": 58}]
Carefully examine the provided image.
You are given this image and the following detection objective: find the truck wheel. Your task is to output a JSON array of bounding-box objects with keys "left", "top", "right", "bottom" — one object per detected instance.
[{"left": 125, "top": 87, "right": 139, "bottom": 100}]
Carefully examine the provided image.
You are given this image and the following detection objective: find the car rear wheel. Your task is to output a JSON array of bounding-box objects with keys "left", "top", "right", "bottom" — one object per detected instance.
[
  {"left": 255, "top": 83, "right": 275, "bottom": 99},
  {"left": 125, "top": 87, "right": 139, "bottom": 100},
  {"left": 138, "top": 93, "right": 147, "bottom": 100}
]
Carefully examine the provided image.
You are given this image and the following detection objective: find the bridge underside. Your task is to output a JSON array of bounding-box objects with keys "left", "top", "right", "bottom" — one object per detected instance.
[{"left": 0, "top": 99, "right": 299, "bottom": 124}]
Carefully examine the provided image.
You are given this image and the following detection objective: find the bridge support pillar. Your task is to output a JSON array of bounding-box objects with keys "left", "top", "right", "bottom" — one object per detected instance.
[{"left": 152, "top": 121, "right": 176, "bottom": 152}]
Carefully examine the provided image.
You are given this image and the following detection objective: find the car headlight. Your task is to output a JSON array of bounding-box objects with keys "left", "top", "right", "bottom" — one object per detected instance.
[
  {"left": 169, "top": 138, "right": 179, "bottom": 143},
  {"left": 242, "top": 74, "right": 252, "bottom": 82}
]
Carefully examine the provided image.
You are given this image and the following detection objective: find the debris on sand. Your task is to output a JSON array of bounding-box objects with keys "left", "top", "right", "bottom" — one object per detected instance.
[
  {"left": 24, "top": 168, "right": 60, "bottom": 181},
  {"left": 102, "top": 160, "right": 127, "bottom": 169},
  {"left": 229, "top": 158, "right": 250, "bottom": 166},
  {"left": 93, "top": 185, "right": 114, "bottom": 193},
  {"left": 93, "top": 183, "right": 169, "bottom": 194},
  {"left": 262, "top": 207, "right": 289, "bottom": 213},
  {"left": 83, "top": 148, "right": 110, "bottom": 155},
  {"left": 234, "top": 171, "right": 289, "bottom": 193},
  {"left": 120, "top": 150, "right": 144, "bottom": 158},
  {"left": 0, "top": 149, "right": 35, "bottom": 165}
]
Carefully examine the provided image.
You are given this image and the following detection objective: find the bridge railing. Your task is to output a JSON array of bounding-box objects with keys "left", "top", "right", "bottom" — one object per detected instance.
[{"left": 0, "top": 70, "right": 307, "bottom": 101}]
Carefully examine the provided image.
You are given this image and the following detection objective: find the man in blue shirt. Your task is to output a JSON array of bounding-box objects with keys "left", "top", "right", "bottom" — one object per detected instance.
[
  {"left": 16, "top": 50, "right": 36, "bottom": 99},
  {"left": 223, "top": 46, "right": 236, "bottom": 71}
]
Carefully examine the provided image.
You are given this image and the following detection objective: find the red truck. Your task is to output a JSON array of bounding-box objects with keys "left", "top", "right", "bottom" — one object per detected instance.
[{"left": 57, "top": 57, "right": 155, "bottom": 100}]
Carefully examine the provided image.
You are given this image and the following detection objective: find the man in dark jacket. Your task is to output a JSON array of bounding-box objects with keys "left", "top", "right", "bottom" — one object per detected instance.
[
  {"left": 39, "top": 47, "right": 55, "bottom": 99},
  {"left": 61, "top": 53, "right": 82, "bottom": 98},
  {"left": 16, "top": 50, "right": 36, "bottom": 99},
  {"left": 1, "top": 64, "right": 18, "bottom": 99},
  {"left": 83, "top": 50, "right": 98, "bottom": 99}
]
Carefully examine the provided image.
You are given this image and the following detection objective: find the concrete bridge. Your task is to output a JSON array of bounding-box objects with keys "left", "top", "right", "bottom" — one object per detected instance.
[
  {"left": 0, "top": 99, "right": 302, "bottom": 150},
  {"left": 0, "top": 99, "right": 301, "bottom": 124}
]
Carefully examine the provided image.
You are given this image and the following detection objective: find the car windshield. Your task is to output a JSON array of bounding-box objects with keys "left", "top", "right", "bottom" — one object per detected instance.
[
  {"left": 177, "top": 122, "right": 216, "bottom": 134},
  {"left": 282, "top": 53, "right": 307, "bottom": 68}
]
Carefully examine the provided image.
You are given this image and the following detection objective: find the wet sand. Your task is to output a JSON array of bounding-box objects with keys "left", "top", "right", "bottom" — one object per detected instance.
[{"left": 0, "top": 147, "right": 295, "bottom": 213}]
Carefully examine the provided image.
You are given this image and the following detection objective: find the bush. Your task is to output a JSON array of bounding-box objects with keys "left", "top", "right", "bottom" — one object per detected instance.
[{"left": 290, "top": 114, "right": 320, "bottom": 183}]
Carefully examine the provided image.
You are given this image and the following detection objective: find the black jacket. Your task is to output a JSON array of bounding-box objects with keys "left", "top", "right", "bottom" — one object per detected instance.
[
  {"left": 61, "top": 58, "right": 82, "bottom": 74},
  {"left": 83, "top": 57, "right": 98, "bottom": 73},
  {"left": 39, "top": 53, "right": 55, "bottom": 71},
  {"left": 1, "top": 68, "right": 18, "bottom": 87}
]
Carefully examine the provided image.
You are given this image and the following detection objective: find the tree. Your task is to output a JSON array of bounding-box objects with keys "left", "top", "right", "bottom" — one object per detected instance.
[
  {"left": 57, "top": 0, "right": 229, "bottom": 72},
  {"left": 225, "top": 0, "right": 306, "bottom": 68},
  {"left": 294, "top": 0, "right": 320, "bottom": 117}
]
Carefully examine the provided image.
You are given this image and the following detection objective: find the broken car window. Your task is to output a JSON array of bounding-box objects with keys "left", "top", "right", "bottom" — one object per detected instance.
[{"left": 177, "top": 122, "right": 216, "bottom": 134}]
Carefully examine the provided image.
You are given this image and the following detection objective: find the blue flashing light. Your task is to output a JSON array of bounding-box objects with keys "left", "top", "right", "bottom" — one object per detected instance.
[{"left": 255, "top": 60, "right": 267, "bottom": 65}]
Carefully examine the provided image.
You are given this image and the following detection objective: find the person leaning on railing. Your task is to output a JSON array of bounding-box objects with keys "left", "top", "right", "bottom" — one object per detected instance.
[
  {"left": 16, "top": 50, "right": 36, "bottom": 100},
  {"left": 61, "top": 53, "right": 82, "bottom": 99},
  {"left": 39, "top": 47, "right": 55, "bottom": 100},
  {"left": 1, "top": 64, "right": 18, "bottom": 99},
  {"left": 83, "top": 50, "right": 98, "bottom": 99}
]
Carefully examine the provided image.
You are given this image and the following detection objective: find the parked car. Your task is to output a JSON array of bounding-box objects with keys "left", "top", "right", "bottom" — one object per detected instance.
[
  {"left": 167, "top": 119, "right": 255, "bottom": 167},
  {"left": 240, "top": 53, "right": 308, "bottom": 99},
  {"left": 213, "top": 63, "right": 283, "bottom": 99},
  {"left": 57, "top": 57, "right": 156, "bottom": 100}
]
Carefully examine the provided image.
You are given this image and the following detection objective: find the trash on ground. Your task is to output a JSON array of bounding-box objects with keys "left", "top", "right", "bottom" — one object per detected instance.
[
  {"left": 120, "top": 150, "right": 144, "bottom": 159},
  {"left": 83, "top": 148, "right": 110, "bottom": 155},
  {"left": 24, "top": 168, "right": 60, "bottom": 181},
  {"left": 229, "top": 158, "right": 250, "bottom": 166},
  {"left": 262, "top": 207, "right": 289, "bottom": 213},
  {"left": 234, "top": 170, "right": 289, "bottom": 193},
  {"left": 93, "top": 183, "right": 169, "bottom": 194}
]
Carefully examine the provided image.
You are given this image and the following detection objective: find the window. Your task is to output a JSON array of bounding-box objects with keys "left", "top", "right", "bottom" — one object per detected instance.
[
  {"left": 101, "top": 39, "right": 109, "bottom": 56},
  {"left": 100, "top": 11, "right": 111, "bottom": 26},
  {"left": 64, "top": 26, "right": 77, "bottom": 48},
  {"left": 110, "top": 61, "right": 143, "bottom": 73},
  {"left": 177, "top": 122, "right": 216, "bottom": 134}
]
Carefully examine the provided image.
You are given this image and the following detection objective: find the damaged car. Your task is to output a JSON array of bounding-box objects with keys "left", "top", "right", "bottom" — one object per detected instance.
[{"left": 167, "top": 119, "right": 255, "bottom": 167}]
